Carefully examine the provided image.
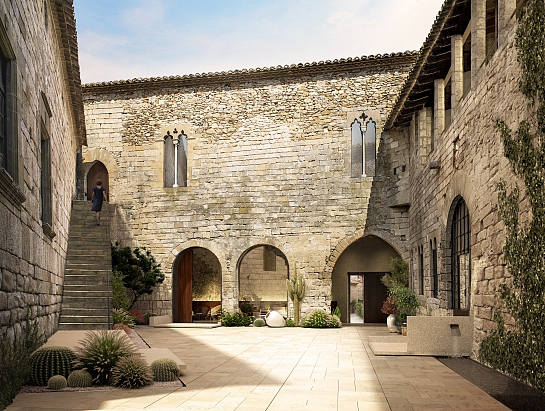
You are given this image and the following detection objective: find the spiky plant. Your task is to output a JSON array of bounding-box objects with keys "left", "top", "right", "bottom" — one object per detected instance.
[
  {"left": 47, "top": 375, "right": 67, "bottom": 390},
  {"left": 150, "top": 358, "right": 180, "bottom": 382},
  {"left": 67, "top": 370, "right": 93, "bottom": 388},
  {"left": 286, "top": 263, "right": 305, "bottom": 326},
  {"left": 73, "top": 330, "right": 137, "bottom": 385},
  {"left": 28, "top": 346, "right": 75, "bottom": 386},
  {"left": 110, "top": 355, "right": 153, "bottom": 388}
]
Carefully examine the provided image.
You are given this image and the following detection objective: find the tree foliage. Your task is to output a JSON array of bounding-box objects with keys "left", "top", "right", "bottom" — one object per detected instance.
[
  {"left": 478, "top": 0, "right": 545, "bottom": 391},
  {"left": 111, "top": 242, "right": 164, "bottom": 309},
  {"left": 381, "top": 257, "right": 409, "bottom": 290}
]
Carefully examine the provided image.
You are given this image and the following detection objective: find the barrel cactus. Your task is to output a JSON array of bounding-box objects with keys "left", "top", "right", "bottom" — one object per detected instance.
[
  {"left": 67, "top": 370, "right": 93, "bottom": 388},
  {"left": 29, "top": 346, "right": 75, "bottom": 386},
  {"left": 110, "top": 355, "right": 153, "bottom": 388},
  {"left": 47, "top": 375, "right": 67, "bottom": 390},
  {"left": 150, "top": 358, "right": 179, "bottom": 382},
  {"left": 253, "top": 318, "right": 266, "bottom": 327}
]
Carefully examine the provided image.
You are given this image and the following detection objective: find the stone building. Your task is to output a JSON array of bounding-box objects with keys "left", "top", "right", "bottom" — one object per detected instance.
[
  {"left": 0, "top": 0, "right": 85, "bottom": 337},
  {"left": 81, "top": 54, "right": 416, "bottom": 323},
  {"left": 382, "top": 0, "right": 526, "bottom": 349}
]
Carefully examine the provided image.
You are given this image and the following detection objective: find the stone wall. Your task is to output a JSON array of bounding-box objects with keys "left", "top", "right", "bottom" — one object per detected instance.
[
  {"left": 0, "top": 0, "right": 84, "bottom": 337},
  {"left": 82, "top": 55, "right": 415, "bottom": 317},
  {"left": 384, "top": 23, "right": 526, "bottom": 352}
]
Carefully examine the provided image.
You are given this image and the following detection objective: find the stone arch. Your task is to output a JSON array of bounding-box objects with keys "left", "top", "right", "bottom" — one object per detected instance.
[
  {"left": 81, "top": 148, "right": 119, "bottom": 200},
  {"left": 324, "top": 228, "right": 403, "bottom": 279},
  {"left": 171, "top": 243, "right": 223, "bottom": 323},
  {"left": 237, "top": 243, "right": 289, "bottom": 317},
  {"left": 330, "top": 233, "right": 402, "bottom": 324}
]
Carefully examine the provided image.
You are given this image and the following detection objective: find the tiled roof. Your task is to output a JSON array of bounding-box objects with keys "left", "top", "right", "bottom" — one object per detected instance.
[{"left": 82, "top": 51, "right": 418, "bottom": 93}]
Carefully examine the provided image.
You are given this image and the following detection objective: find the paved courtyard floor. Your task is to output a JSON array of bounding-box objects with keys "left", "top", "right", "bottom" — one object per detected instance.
[{"left": 7, "top": 325, "right": 509, "bottom": 411}]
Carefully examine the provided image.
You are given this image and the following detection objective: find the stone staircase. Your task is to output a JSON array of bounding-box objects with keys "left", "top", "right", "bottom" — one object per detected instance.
[{"left": 59, "top": 200, "right": 112, "bottom": 330}]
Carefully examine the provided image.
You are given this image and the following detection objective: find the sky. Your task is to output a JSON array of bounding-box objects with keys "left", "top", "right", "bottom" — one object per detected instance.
[{"left": 73, "top": 0, "right": 446, "bottom": 84}]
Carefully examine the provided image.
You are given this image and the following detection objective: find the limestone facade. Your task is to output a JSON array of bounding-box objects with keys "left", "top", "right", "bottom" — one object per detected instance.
[
  {"left": 382, "top": 0, "right": 524, "bottom": 352},
  {"left": 0, "top": 0, "right": 85, "bottom": 337},
  {"left": 81, "top": 55, "right": 415, "bottom": 318}
]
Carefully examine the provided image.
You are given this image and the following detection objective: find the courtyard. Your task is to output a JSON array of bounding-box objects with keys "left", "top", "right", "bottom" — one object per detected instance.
[{"left": 7, "top": 326, "right": 508, "bottom": 411}]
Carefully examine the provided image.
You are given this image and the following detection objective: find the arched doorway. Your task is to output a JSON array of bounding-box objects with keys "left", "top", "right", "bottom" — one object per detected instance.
[
  {"left": 173, "top": 247, "right": 221, "bottom": 323},
  {"left": 448, "top": 197, "right": 471, "bottom": 314},
  {"left": 87, "top": 161, "right": 109, "bottom": 201},
  {"left": 238, "top": 245, "right": 289, "bottom": 317},
  {"left": 331, "top": 235, "right": 401, "bottom": 323}
]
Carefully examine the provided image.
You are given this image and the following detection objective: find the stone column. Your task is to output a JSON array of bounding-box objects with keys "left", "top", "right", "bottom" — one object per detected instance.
[
  {"left": 471, "top": 0, "right": 486, "bottom": 82},
  {"left": 499, "top": 0, "right": 516, "bottom": 46},
  {"left": 451, "top": 34, "right": 464, "bottom": 112},
  {"left": 434, "top": 79, "right": 445, "bottom": 138}
]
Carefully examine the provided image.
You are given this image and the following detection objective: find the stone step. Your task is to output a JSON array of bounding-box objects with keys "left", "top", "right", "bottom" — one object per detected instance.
[
  {"left": 63, "top": 290, "right": 112, "bottom": 298},
  {"left": 62, "top": 296, "right": 111, "bottom": 308},
  {"left": 63, "top": 275, "right": 110, "bottom": 285},
  {"left": 58, "top": 323, "right": 109, "bottom": 331},
  {"left": 65, "top": 267, "right": 111, "bottom": 274},
  {"left": 59, "top": 315, "right": 110, "bottom": 324},
  {"left": 60, "top": 308, "right": 110, "bottom": 317}
]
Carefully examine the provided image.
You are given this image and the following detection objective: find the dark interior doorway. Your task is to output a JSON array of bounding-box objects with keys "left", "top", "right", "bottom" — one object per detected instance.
[
  {"left": 87, "top": 161, "right": 109, "bottom": 201},
  {"left": 363, "top": 272, "right": 388, "bottom": 323}
]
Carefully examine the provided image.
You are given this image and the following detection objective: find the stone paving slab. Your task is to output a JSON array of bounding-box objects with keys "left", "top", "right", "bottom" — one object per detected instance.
[{"left": 7, "top": 326, "right": 510, "bottom": 410}]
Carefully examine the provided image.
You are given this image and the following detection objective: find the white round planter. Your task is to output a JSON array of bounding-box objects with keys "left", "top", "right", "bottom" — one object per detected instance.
[
  {"left": 387, "top": 314, "right": 398, "bottom": 333},
  {"left": 265, "top": 310, "right": 285, "bottom": 327}
]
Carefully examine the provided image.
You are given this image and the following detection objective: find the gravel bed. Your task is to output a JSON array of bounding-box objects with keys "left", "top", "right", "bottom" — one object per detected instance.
[{"left": 19, "top": 380, "right": 183, "bottom": 394}]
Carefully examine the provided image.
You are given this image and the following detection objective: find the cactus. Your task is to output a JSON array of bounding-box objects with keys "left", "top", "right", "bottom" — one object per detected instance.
[
  {"left": 253, "top": 318, "right": 266, "bottom": 327},
  {"left": 286, "top": 263, "right": 305, "bottom": 326},
  {"left": 110, "top": 355, "right": 153, "bottom": 388},
  {"left": 29, "top": 346, "right": 75, "bottom": 386},
  {"left": 47, "top": 375, "right": 67, "bottom": 390},
  {"left": 67, "top": 370, "right": 93, "bottom": 388},
  {"left": 150, "top": 358, "right": 180, "bottom": 382}
]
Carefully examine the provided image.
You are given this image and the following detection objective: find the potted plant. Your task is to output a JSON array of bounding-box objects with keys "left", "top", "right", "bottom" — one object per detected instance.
[
  {"left": 390, "top": 286, "right": 419, "bottom": 336},
  {"left": 381, "top": 295, "right": 399, "bottom": 333}
]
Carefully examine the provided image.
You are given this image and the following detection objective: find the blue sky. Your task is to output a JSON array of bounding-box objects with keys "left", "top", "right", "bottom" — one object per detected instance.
[{"left": 73, "top": 0, "right": 445, "bottom": 84}]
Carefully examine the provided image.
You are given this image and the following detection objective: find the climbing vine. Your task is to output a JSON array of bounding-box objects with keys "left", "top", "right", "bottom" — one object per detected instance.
[{"left": 478, "top": 0, "right": 545, "bottom": 391}]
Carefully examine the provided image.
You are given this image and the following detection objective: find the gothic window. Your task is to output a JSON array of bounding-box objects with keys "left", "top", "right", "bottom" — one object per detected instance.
[
  {"left": 485, "top": 0, "right": 498, "bottom": 60},
  {"left": 364, "top": 118, "right": 376, "bottom": 176},
  {"left": 164, "top": 128, "right": 187, "bottom": 188},
  {"left": 451, "top": 198, "right": 471, "bottom": 311},
  {"left": 431, "top": 238, "right": 438, "bottom": 298},
  {"left": 351, "top": 116, "right": 376, "bottom": 177},
  {"left": 0, "top": 23, "right": 18, "bottom": 190},
  {"left": 351, "top": 119, "right": 363, "bottom": 177},
  {"left": 40, "top": 93, "right": 53, "bottom": 229}
]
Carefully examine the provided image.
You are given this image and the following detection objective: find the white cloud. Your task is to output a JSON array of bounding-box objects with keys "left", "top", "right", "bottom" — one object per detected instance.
[{"left": 75, "top": 0, "right": 445, "bottom": 83}]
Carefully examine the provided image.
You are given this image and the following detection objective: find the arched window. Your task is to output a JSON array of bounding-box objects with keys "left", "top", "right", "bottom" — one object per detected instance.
[
  {"left": 364, "top": 118, "right": 376, "bottom": 176},
  {"left": 431, "top": 238, "right": 438, "bottom": 298},
  {"left": 351, "top": 117, "right": 377, "bottom": 177},
  {"left": 418, "top": 245, "right": 424, "bottom": 295},
  {"left": 164, "top": 128, "right": 188, "bottom": 188},
  {"left": 451, "top": 198, "right": 470, "bottom": 311}
]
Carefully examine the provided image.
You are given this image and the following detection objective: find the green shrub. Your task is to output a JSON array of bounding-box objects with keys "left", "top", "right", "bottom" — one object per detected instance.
[
  {"left": 0, "top": 317, "right": 46, "bottom": 409},
  {"left": 390, "top": 286, "right": 419, "bottom": 321},
  {"left": 73, "top": 330, "right": 137, "bottom": 385},
  {"left": 47, "top": 375, "right": 67, "bottom": 390},
  {"left": 355, "top": 302, "right": 364, "bottom": 319},
  {"left": 381, "top": 258, "right": 409, "bottom": 290},
  {"left": 110, "top": 356, "right": 153, "bottom": 389},
  {"left": 332, "top": 306, "right": 341, "bottom": 321},
  {"left": 67, "top": 369, "right": 93, "bottom": 388},
  {"left": 28, "top": 346, "right": 75, "bottom": 386},
  {"left": 112, "top": 308, "right": 135, "bottom": 329},
  {"left": 112, "top": 269, "right": 131, "bottom": 310},
  {"left": 301, "top": 310, "right": 342, "bottom": 328},
  {"left": 219, "top": 310, "right": 252, "bottom": 327},
  {"left": 150, "top": 358, "right": 179, "bottom": 382},
  {"left": 253, "top": 318, "right": 266, "bottom": 327},
  {"left": 285, "top": 318, "right": 295, "bottom": 327}
]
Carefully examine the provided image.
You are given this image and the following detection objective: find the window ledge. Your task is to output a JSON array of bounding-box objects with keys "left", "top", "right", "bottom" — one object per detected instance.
[
  {"left": 42, "top": 222, "right": 56, "bottom": 240},
  {"left": 0, "top": 168, "right": 25, "bottom": 206}
]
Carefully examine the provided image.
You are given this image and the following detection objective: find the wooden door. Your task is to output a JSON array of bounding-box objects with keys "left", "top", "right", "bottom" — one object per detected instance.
[
  {"left": 177, "top": 250, "right": 193, "bottom": 322},
  {"left": 87, "top": 161, "right": 109, "bottom": 201},
  {"left": 363, "top": 273, "right": 388, "bottom": 323}
]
